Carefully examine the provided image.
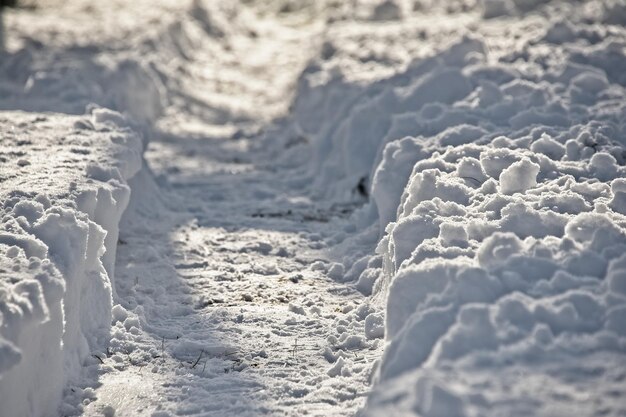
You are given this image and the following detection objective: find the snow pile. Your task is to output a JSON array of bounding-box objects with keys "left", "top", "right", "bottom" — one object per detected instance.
[
  {"left": 289, "top": 1, "right": 626, "bottom": 415},
  {"left": 0, "top": 50, "right": 166, "bottom": 130},
  {"left": 0, "top": 110, "right": 142, "bottom": 417},
  {"left": 366, "top": 141, "right": 626, "bottom": 415}
]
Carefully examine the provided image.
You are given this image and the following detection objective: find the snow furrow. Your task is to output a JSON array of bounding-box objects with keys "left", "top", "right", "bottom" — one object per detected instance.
[{"left": 2, "top": 0, "right": 626, "bottom": 416}]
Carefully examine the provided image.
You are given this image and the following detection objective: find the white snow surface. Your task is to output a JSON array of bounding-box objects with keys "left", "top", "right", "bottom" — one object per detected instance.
[
  {"left": 1, "top": 0, "right": 626, "bottom": 416},
  {"left": 0, "top": 110, "right": 142, "bottom": 416},
  {"left": 289, "top": 1, "right": 626, "bottom": 416}
]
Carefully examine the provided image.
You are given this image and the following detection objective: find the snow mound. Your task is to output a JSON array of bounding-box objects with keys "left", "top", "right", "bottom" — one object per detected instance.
[
  {"left": 288, "top": 1, "right": 626, "bottom": 415},
  {"left": 0, "top": 110, "right": 142, "bottom": 417}
]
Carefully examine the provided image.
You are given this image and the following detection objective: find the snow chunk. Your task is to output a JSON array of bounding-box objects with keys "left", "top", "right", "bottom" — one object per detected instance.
[
  {"left": 365, "top": 313, "right": 385, "bottom": 339},
  {"left": 565, "top": 213, "right": 614, "bottom": 243},
  {"left": 477, "top": 232, "right": 523, "bottom": 269},
  {"left": 530, "top": 134, "right": 565, "bottom": 160},
  {"left": 327, "top": 262, "right": 345, "bottom": 281},
  {"left": 589, "top": 152, "right": 618, "bottom": 181},
  {"left": 610, "top": 191, "right": 626, "bottom": 215},
  {"left": 609, "top": 179, "right": 626, "bottom": 215},
  {"left": 327, "top": 357, "right": 346, "bottom": 377},
  {"left": 498, "top": 158, "right": 540, "bottom": 194},
  {"left": 439, "top": 222, "right": 468, "bottom": 246},
  {"left": 111, "top": 304, "right": 129, "bottom": 323},
  {"left": 288, "top": 303, "right": 306, "bottom": 316}
]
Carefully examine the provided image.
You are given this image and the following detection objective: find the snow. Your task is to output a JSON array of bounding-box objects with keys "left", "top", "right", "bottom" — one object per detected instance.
[
  {"left": 0, "top": 111, "right": 142, "bottom": 416},
  {"left": 287, "top": 0, "right": 626, "bottom": 415},
  {"left": 1, "top": 0, "right": 626, "bottom": 416}
]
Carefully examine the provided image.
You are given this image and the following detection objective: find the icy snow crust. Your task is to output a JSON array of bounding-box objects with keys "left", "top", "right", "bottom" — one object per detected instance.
[
  {"left": 289, "top": 1, "right": 626, "bottom": 416},
  {"left": 0, "top": 111, "right": 142, "bottom": 416}
]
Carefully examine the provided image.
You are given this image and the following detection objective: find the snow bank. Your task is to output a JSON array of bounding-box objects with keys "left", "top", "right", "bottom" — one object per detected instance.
[
  {"left": 366, "top": 140, "right": 626, "bottom": 415},
  {"left": 0, "top": 52, "right": 166, "bottom": 131},
  {"left": 0, "top": 110, "right": 142, "bottom": 417},
  {"left": 0, "top": 2, "right": 264, "bottom": 415},
  {"left": 290, "top": 1, "right": 626, "bottom": 415}
]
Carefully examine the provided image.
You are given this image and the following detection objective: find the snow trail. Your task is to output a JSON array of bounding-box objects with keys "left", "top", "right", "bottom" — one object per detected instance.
[
  {"left": 5, "top": 1, "right": 626, "bottom": 416},
  {"left": 54, "top": 3, "right": 382, "bottom": 416},
  {"left": 81, "top": 156, "right": 379, "bottom": 417}
]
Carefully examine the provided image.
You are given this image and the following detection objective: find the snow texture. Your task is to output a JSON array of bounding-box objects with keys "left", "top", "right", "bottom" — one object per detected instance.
[
  {"left": 289, "top": 1, "right": 626, "bottom": 415},
  {"left": 0, "top": 111, "right": 142, "bottom": 416},
  {"left": 2, "top": 0, "right": 626, "bottom": 416}
]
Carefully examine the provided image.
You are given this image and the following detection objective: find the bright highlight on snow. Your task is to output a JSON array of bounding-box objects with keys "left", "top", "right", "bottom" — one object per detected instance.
[{"left": 1, "top": 0, "right": 626, "bottom": 416}]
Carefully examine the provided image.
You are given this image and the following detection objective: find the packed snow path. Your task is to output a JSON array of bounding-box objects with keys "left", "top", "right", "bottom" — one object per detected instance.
[
  {"left": 40, "top": 2, "right": 383, "bottom": 416},
  {"left": 68, "top": 144, "right": 380, "bottom": 417}
]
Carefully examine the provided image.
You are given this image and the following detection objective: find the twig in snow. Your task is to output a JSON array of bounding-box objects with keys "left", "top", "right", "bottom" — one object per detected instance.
[
  {"left": 191, "top": 350, "right": 204, "bottom": 369},
  {"left": 292, "top": 337, "right": 299, "bottom": 359},
  {"left": 93, "top": 354, "right": 105, "bottom": 364}
]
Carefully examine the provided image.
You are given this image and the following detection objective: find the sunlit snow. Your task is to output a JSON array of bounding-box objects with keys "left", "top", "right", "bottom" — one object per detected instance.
[{"left": 1, "top": 1, "right": 626, "bottom": 417}]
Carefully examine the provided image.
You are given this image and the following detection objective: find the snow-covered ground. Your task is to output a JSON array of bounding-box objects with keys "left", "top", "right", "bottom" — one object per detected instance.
[
  {"left": 1, "top": 0, "right": 626, "bottom": 416},
  {"left": 0, "top": 109, "right": 142, "bottom": 416},
  {"left": 293, "top": 1, "right": 626, "bottom": 416}
]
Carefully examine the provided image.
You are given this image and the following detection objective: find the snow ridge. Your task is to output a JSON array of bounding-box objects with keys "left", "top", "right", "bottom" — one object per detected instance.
[
  {"left": 0, "top": 1, "right": 238, "bottom": 412},
  {"left": 290, "top": 1, "right": 626, "bottom": 415},
  {"left": 0, "top": 110, "right": 142, "bottom": 416}
]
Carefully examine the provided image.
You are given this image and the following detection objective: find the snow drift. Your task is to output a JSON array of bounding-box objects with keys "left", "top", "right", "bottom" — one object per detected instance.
[
  {"left": 290, "top": 0, "right": 626, "bottom": 415},
  {"left": 2, "top": 0, "right": 626, "bottom": 415},
  {"left": 0, "top": 110, "right": 142, "bottom": 417}
]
